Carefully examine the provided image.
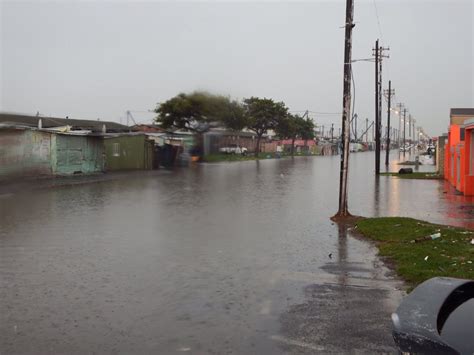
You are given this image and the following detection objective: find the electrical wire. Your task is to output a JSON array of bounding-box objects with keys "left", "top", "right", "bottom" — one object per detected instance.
[{"left": 373, "top": 0, "right": 383, "bottom": 40}]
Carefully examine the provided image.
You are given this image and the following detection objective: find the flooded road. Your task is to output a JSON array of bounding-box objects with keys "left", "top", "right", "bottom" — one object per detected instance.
[{"left": 1, "top": 151, "right": 472, "bottom": 354}]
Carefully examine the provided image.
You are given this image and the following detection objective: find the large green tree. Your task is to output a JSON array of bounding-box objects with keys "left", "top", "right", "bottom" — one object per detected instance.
[
  {"left": 276, "top": 115, "right": 315, "bottom": 156},
  {"left": 299, "top": 117, "right": 316, "bottom": 142},
  {"left": 275, "top": 114, "right": 302, "bottom": 156},
  {"left": 155, "top": 91, "right": 244, "bottom": 133},
  {"left": 243, "top": 97, "right": 288, "bottom": 156}
]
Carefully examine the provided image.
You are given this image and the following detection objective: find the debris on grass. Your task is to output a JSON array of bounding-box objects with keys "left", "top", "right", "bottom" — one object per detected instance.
[{"left": 355, "top": 217, "right": 474, "bottom": 287}]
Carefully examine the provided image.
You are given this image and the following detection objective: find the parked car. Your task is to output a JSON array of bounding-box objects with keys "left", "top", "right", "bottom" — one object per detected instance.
[
  {"left": 219, "top": 145, "right": 248, "bottom": 155},
  {"left": 392, "top": 277, "right": 474, "bottom": 354}
]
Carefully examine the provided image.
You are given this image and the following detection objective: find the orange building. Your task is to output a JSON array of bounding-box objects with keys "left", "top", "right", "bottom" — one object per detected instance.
[
  {"left": 464, "top": 118, "right": 474, "bottom": 196},
  {"left": 445, "top": 108, "right": 474, "bottom": 195}
]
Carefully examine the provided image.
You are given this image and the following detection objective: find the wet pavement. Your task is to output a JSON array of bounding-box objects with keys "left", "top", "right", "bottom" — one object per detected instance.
[{"left": 1, "top": 151, "right": 472, "bottom": 354}]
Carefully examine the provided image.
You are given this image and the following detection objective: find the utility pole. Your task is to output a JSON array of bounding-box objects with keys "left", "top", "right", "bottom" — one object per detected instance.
[
  {"left": 374, "top": 39, "right": 380, "bottom": 173},
  {"left": 408, "top": 114, "right": 412, "bottom": 145},
  {"left": 396, "top": 103, "right": 403, "bottom": 149},
  {"left": 383, "top": 81, "right": 395, "bottom": 166},
  {"left": 403, "top": 108, "right": 407, "bottom": 158},
  {"left": 354, "top": 114, "right": 358, "bottom": 141},
  {"left": 365, "top": 118, "right": 368, "bottom": 143},
  {"left": 335, "top": 0, "right": 354, "bottom": 218},
  {"left": 372, "top": 40, "right": 389, "bottom": 174},
  {"left": 331, "top": 123, "right": 334, "bottom": 142}
]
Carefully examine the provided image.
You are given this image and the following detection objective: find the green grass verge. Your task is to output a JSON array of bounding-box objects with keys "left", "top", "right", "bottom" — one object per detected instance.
[
  {"left": 380, "top": 172, "right": 442, "bottom": 179},
  {"left": 356, "top": 217, "right": 474, "bottom": 287}
]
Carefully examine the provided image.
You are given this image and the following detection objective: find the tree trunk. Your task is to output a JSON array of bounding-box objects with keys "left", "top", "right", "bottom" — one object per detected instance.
[
  {"left": 255, "top": 135, "right": 261, "bottom": 158},
  {"left": 291, "top": 137, "right": 295, "bottom": 156}
]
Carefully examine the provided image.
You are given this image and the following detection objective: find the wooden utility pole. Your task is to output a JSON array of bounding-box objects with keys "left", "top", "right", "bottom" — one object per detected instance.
[
  {"left": 335, "top": 0, "right": 354, "bottom": 217},
  {"left": 374, "top": 39, "right": 380, "bottom": 174},
  {"left": 408, "top": 114, "right": 412, "bottom": 144},
  {"left": 403, "top": 108, "right": 407, "bottom": 158},
  {"left": 354, "top": 114, "right": 358, "bottom": 141},
  {"left": 383, "top": 81, "right": 395, "bottom": 166},
  {"left": 365, "top": 118, "right": 368, "bottom": 143},
  {"left": 372, "top": 40, "right": 389, "bottom": 174},
  {"left": 396, "top": 103, "right": 403, "bottom": 149}
]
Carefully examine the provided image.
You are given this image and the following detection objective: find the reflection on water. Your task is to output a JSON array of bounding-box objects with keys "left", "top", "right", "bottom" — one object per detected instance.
[{"left": 0, "top": 151, "right": 472, "bottom": 353}]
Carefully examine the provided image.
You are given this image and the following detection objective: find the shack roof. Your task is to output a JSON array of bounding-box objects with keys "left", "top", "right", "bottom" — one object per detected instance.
[{"left": 0, "top": 113, "right": 129, "bottom": 133}]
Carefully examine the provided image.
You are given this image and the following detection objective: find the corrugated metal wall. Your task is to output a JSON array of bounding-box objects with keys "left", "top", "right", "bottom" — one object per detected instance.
[
  {"left": 0, "top": 129, "right": 53, "bottom": 179},
  {"left": 104, "top": 135, "right": 152, "bottom": 171},
  {"left": 53, "top": 135, "right": 104, "bottom": 175}
]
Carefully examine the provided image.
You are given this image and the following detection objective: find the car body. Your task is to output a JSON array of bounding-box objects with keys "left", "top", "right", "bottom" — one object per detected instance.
[{"left": 392, "top": 277, "right": 474, "bottom": 354}]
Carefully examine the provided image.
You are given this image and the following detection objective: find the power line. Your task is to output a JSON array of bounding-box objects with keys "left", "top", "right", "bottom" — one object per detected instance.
[
  {"left": 372, "top": 0, "right": 383, "bottom": 39},
  {"left": 290, "top": 110, "right": 342, "bottom": 115}
]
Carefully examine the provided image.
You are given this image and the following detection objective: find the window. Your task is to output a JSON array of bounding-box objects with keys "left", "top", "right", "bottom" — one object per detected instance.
[{"left": 112, "top": 142, "right": 120, "bottom": 157}]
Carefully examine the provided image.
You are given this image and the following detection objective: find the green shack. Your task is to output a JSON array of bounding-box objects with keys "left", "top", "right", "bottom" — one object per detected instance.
[
  {"left": 52, "top": 134, "right": 104, "bottom": 175},
  {"left": 104, "top": 134, "right": 154, "bottom": 171}
]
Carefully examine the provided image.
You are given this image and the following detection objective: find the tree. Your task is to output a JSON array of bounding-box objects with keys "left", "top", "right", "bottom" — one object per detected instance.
[
  {"left": 276, "top": 115, "right": 315, "bottom": 156},
  {"left": 243, "top": 97, "right": 288, "bottom": 157},
  {"left": 275, "top": 114, "right": 302, "bottom": 156},
  {"left": 299, "top": 117, "right": 316, "bottom": 152},
  {"left": 155, "top": 91, "right": 244, "bottom": 133}
]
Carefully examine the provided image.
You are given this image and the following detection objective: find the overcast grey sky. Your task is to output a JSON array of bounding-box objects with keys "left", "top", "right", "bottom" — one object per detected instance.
[{"left": 1, "top": 0, "right": 472, "bottom": 136}]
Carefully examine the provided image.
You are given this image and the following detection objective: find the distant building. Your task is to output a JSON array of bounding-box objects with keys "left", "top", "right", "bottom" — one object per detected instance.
[
  {"left": 463, "top": 118, "right": 474, "bottom": 195},
  {"left": 202, "top": 130, "right": 257, "bottom": 156},
  {"left": 131, "top": 124, "right": 165, "bottom": 133},
  {"left": 444, "top": 108, "right": 474, "bottom": 195}
]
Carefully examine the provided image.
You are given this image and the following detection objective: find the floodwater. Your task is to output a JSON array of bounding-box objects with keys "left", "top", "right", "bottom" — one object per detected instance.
[{"left": 0, "top": 151, "right": 472, "bottom": 354}]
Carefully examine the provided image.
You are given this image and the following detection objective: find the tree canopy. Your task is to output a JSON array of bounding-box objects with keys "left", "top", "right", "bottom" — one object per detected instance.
[
  {"left": 275, "top": 114, "right": 315, "bottom": 155},
  {"left": 243, "top": 97, "right": 288, "bottom": 137},
  {"left": 155, "top": 91, "right": 244, "bottom": 133},
  {"left": 242, "top": 97, "right": 289, "bottom": 155},
  {"left": 155, "top": 92, "right": 316, "bottom": 157}
]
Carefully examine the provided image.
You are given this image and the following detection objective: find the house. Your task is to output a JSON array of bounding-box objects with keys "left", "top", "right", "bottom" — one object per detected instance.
[
  {"left": 103, "top": 133, "right": 154, "bottom": 171},
  {"left": 444, "top": 108, "right": 474, "bottom": 195}
]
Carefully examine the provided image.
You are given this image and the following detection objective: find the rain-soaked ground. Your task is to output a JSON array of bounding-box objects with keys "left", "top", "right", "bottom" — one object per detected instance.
[{"left": 1, "top": 151, "right": 473, "bottom": 354}]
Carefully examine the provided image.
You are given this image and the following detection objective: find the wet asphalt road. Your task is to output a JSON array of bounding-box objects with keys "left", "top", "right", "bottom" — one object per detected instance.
[{"left": 1, "top": 151, "right": 472, "bottom": 354}]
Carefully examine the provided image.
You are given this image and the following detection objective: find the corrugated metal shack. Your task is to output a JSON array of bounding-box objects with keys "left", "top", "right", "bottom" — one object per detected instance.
[
  {"left": 0, "top": 113, "right": 129, "bottom": 180},
  {"left": 104, "top": 134, "right": 154, "bottom": 171}
]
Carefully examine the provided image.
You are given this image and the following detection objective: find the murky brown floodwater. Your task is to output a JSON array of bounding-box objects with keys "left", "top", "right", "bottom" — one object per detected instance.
[{"left": 1, "top": 151, "right": 472, "bottom": 354}]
